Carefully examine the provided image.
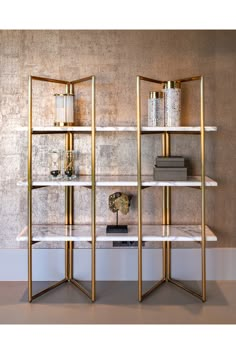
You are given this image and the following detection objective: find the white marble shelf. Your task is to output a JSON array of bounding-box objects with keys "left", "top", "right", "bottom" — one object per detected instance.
[
  {"left": 17, "top": 175, "right": 218, "bottom": 187},
  {"left": 141, "top": 175, "right": 217, "bottom": 187},
  {"left": 141, "top": 126, "right": 217, "bottom": 132},
  {"left": 17, "top": 126, "right": 217, "bottom": 133},
  {"left": 16, "top": 224, "right": 217, "bottom": 242},
  {"left": 17, "top": 126, "right": 136, "bottom": 133},
  {"left": 17, "top": 175, "right": 137, "bottom": 187},
  {"left": 18, "top": 176, "right": 92, "bottom": 187},
  {"left": 17, "top": 126, "right": 91, "bottom": 133},
  {"left": 97, "top": 127, "right": 136, "bottom": 132}
]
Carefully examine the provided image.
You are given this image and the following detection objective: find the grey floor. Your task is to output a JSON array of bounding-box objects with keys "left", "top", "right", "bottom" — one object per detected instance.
[{"left": 0, "top": 281, "right": 236, "bottom": 324}]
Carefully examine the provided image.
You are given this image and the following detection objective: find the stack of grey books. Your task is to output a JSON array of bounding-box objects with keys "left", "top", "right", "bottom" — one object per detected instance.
[{"left": 153, "top": 156, "right": 187, "bottom": 181}]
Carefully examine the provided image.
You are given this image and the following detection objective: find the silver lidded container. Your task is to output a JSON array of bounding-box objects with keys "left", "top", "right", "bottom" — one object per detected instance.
[
  {"left": 148, "top": 91, "right": 164, "bottom": 127},
  {"left": 163, "top": 81, "right": 181, "bottom": 126}
]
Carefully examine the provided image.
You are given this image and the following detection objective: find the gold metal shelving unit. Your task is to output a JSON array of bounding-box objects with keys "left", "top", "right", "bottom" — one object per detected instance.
[
  {"left": 137, "top": 75, "right": 208, "bottom": 302},
  {"left": 28, "top": 75, "right": 96, "bottom": 302},
  {"left": 24, "top": 73, "right": 216, "bottom": 303}
]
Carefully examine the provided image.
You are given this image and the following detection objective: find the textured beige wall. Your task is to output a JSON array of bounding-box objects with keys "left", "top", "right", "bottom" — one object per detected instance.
[{"left": 0, "top": 30, "right": 235, "bottom": 249}]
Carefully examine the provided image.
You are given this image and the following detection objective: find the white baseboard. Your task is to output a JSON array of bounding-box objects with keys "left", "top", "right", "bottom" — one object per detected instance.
[{"left": 0, "top": 248, "right": 235, "bottom": 281}]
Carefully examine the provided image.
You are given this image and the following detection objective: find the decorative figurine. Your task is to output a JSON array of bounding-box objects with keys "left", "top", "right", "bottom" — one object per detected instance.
[{"left": 106, "top": 192, "right": 132, "bottom": 233}]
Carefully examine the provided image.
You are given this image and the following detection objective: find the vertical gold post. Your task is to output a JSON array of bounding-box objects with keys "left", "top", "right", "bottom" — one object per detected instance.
[
  {"left": 65, "top": 128, "right": 74, "bottom": 280},
  {"left": 28, "top": 76, "right": 33, "bottom": 302},
  {"left": 162, "top": 133, "right": 167, "bottom": 280},
  {"left": 69, "top": 132, "right": 74, "bottom": 280},
  {"left": 200, "top": 76, "right": 206, "bottom": 302},
  {"left": 69, "top": 179, "right": 74, "bottom": 280},
  {"left": 65, "top": 83, "right": 69, "bottom": 281},
  {"left": 166, "top": 132, "right": 171, "bottom": 280},
  {"left": 65, "top": 226, "right": 69, "bottom": 280},
  {"left": 65, "top": 184, "right": 69, "bottom": 280},
  {"left": 137, "top": 76, "right": 142, "bottom": 302},
  {"left": 91, "top": 76, "right": 96, "bottom": 302}
]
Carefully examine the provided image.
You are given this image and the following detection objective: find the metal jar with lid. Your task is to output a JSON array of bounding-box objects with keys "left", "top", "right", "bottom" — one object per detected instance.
[
  {"left": 163, "top": 81, "right": 181, "bottom": 126},
  {"left": 148, "top": 91, "right": 164, "bottom": 127}
]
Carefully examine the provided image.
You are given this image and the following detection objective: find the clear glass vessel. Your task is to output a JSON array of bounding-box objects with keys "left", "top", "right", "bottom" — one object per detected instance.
[
  {"left": 49, "top": 149, "right": 61, "bottom": 178},
  {"left": 64, "top": 150, "right": 76, "bottom": 179}
]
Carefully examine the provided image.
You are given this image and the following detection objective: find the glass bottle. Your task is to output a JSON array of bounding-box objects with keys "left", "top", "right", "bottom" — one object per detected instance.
[
  {"left": 64, "top": 150, "right": 76, "bottom": 179},
  {"left": 49, "top": 150, "right": 61, "bottom": 178}
]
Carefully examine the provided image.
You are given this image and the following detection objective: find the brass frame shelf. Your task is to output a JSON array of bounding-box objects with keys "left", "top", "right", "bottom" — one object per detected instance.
[
  {"left": 28, "top": 75, "right": 96, "bottom": 302},
  {"left": 137, "top": 75, "right": 211, "bottom": 302},
  {"left": 24, "top": 73, "right": 216, "bottom": 304}
]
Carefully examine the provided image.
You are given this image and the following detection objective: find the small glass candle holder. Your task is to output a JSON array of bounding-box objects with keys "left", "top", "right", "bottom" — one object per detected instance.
[
  {"left": 64, "top": 150, "right": 76, "bottom": 179},
  {"left": 49, "top": 150, "right": 62, "bottom": 178}
]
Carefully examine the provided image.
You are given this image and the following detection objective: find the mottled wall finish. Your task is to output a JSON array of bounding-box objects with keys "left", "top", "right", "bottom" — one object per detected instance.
[{"left": 0, "top": 30, "right": 235, "bottom": 249}]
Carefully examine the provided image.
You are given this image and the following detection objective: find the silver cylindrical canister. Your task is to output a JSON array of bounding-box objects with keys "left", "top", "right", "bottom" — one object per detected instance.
[
  {"left": 148, "top": 91, "right": 164, "bottom": 126},
  {"left": 163, "top": 81, "right": 181, "bottom": 126}
]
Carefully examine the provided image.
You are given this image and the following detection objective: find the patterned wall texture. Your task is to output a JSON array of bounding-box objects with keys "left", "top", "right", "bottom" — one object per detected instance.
[{"left": 0, "top": 30, "right": 235, "bottom": 249}]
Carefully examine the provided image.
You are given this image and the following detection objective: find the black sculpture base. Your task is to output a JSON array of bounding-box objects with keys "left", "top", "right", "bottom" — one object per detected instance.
[{"left": 106, "top": 225, "right": 128, "bottom": 233}]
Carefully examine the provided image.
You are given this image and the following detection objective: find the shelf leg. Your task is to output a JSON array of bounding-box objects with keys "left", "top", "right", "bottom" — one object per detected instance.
[
  {"left": 200, "top": 76, "right": 206, "bottom": 302},
  {"left": 69, "top": 186, "right": 74, "bottom": 280},
  {"left": 65, "top": 184, "right": 70, "bottom": 281},
  {"left": 162, "top": 185, "right": 167, "bottom": 281},
  {"left": 161, "top": 132, "right": 172, "bottom": 282},
  {"left": 166, "top": 234, "right": 171, "bottom": 281},
  {"left": 28, "top": 75, "right": 33, "bottom": 302},
  {"left": 65, "top": 132, "right": 74, "bottom": 282},
  {"left": 165, "top": 132, "right": 171, "bottom": 281},
  {"left": 91, "top": 75, "right": 96, "bottom": 302},
  {"left": 137, "top": 76, "right": 142, "bottom": 302},
  {"left": 162, "top": 133, "right": 167, "bottom": 281},
  {"left": 65, "top": 241, "right": 69, "bottom": 281},
  {"left": 69, "top": 241, "right": 73, "bottom": 280}
]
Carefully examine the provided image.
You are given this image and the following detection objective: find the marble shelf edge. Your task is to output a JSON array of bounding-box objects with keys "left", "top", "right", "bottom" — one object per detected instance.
[
  {"left": 16, "top": 126, "right": 217, "bottom": 133},
  {"left": 141, "top": 126, "right": 217, "bottom": 132},
  {"left": 17, "top": 175, "right": 218, "bottom": 187},
  {"left": 16, "top": 224, "right": 217, "bottom": 242}
]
